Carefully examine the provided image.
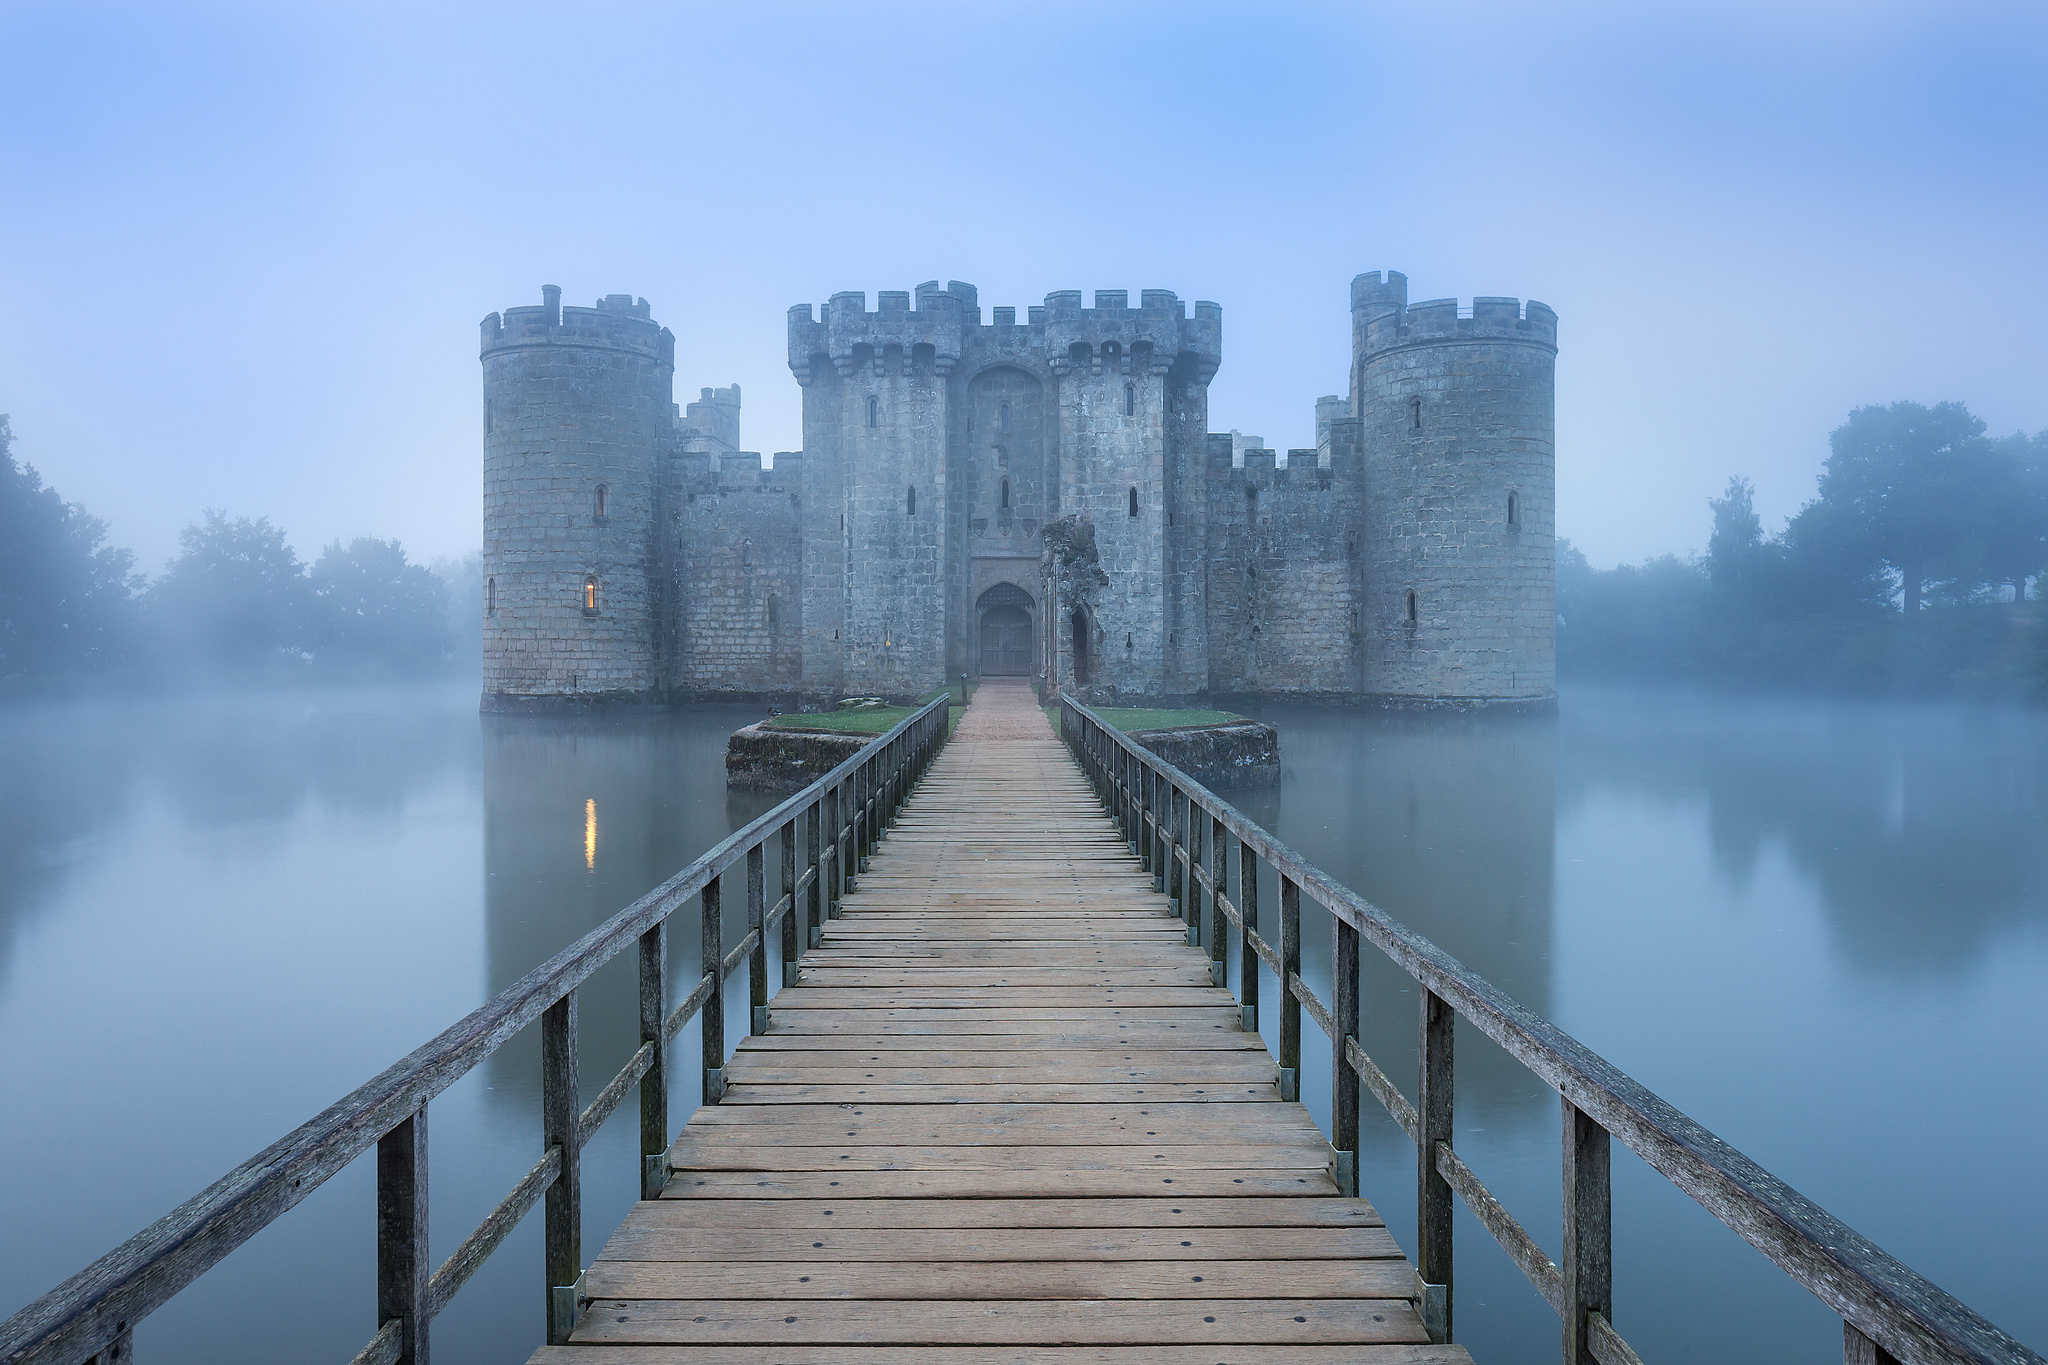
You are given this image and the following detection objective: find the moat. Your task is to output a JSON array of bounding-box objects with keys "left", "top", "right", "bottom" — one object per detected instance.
[{"left": 0, "top": 683, "right": 2042, "bottom": 1364}]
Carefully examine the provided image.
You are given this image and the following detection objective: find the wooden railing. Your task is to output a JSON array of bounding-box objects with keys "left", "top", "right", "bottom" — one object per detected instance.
[
  {"left": 1059, "top": 695, "right": 2043, "bottom": 1365},
  {"left": 0, "top": 694, "right": 952, "bottom": 1365}
]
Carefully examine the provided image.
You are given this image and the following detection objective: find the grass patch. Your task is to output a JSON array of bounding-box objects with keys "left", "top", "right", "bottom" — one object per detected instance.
[
  {"left": 763, "top": 681, "right": 974, "bottom": 737},
  {"left": 1094, "top": 707, "right": 1248, "bottom": 732}
]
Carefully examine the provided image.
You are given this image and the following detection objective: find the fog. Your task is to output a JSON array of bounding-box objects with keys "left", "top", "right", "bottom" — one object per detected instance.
[{"left": 3, "top": 1, "right": 2045, "bottom": 577}]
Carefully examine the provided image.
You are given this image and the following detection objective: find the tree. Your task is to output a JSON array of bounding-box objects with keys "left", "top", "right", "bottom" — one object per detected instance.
[
  {"left": 150, "top": 510, "right": 314, "bottom": 671},
  {"left": 1706, "top": 477, "right": 1765, "bottom": 594},
  {"left": 1971, "top": 431, "right": 2048, "bottom": 609},
  {"left": 0, "top": 415, "right": 141, "bottom": 680},
  {"left": 1817, "top": 401, "right": 1992, "bottom": 612},
  {"left": 312, "top": 537, "right": 452, "bottom": 672}
]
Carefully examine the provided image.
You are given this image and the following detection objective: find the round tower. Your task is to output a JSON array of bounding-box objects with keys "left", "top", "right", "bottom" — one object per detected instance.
[
  {"left": 1352, "top": 272, "right": 1557, "bottom": 707},
  {"left": 480, "top": 287, "right": 675, "bottom": 710}
]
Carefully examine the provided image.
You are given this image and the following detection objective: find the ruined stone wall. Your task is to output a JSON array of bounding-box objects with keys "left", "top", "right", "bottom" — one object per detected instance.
[
  {"left": 1203, "top": 425, "right": 1365, "bottom": 698},
  {"left": 1352, "top": 272, "right": 1557, "bottom": 704},
  {"left": 668, "top": 451, "right": 804, "bottom": 697},
  {"left": 480, "top": 288, "right": 674, "bottom": 708}
]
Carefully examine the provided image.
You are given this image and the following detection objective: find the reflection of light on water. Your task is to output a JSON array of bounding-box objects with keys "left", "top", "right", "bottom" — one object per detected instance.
[{"left": 584, "top": 798, "right": 597, "bottom": 870}]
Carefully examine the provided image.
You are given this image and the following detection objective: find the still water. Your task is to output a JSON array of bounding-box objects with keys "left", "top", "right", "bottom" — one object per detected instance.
[{"left": 0, "top": 682, "right": 2041, "bottom": 1362}]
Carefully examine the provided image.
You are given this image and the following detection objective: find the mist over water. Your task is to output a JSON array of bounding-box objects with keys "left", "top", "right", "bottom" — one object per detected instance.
[{"left": 1, "top": 683, "right": 2042, "bottom": 1362}]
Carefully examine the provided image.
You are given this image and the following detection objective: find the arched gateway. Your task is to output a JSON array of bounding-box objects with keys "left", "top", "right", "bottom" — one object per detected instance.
[{"left": 976, "top": 582, "right": 1036, "bottom": 676}]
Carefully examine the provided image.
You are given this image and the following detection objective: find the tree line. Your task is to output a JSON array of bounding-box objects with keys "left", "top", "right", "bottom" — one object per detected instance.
[
  {"left": 1, "top": 415, "right": 481, "bottom": 690},
  {"left": 1560, "top": 401, "right": 2048, "bottom": 699}
]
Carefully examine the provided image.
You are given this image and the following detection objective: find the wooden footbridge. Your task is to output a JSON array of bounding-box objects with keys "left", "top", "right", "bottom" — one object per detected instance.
[{"left": 4, "top": 682, "right": 2041, "bottom": 1365}]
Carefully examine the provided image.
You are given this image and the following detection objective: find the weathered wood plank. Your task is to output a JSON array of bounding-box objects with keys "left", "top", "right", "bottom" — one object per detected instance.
[
  {"left": 621, "top": 1198, "right": 1386, "bottom": 1230},
  {"left": 659, "top": 1170, "right": 1343, "bottom": 1199},
  {"left": 530, "top": 1348, "right": 1472, "bottom": 1364},
  {"left": 568, "top": 1297, "right": 1427, "bottom": 1345},
  {"left": 586, "top": 1258, "right": 1416, "bottom": 1301}
]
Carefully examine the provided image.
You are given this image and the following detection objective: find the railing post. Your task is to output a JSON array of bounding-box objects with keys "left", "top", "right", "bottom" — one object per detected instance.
[
  {"left": 541, "top": 992, "right": 581, "bottom": 1344},
  {"left": 1238, "top": 840, "right": 1259, "bottom": 1032},
  {"left": 807, "top": 797, "right": 823, "bottom": 945},
  {"left": 376, "top": 1104, "right": 429, "bottom": 1365},
  {"left": 1417, "top": 987, "right": 1454, "bottom": 1343},
  {"left": 1844, "top": 1323, "right": 1903, "bottom": 1365},
  {"left": 747, "top": 844, "right": 768, "bottom": 1036},
  {"left": 1562, "top": 1097, "right": 1613, "bottom": 1365},
  {"left": 1167, "top": 784, "right": 1184, "bottom": 920},
  {"left": 1208, "top": 814, "right": 1227, "bottom": 987},
  {"left": 838, "top": 779, "right": 855, "bottom": 895},
  {"left": 1278, "top": 877, "right": 1301, "bottom": 1101},
  {"left": 638, "top": 921, "right": 667, "bottom": 1199},
  {"left": 1332, "top": 917, "right": 1360, "bottom": 1199},
  {"left": 779, "top": 819, "right": 799, "bottom": 987},
  {"left": 701, "top": 876, "right": 725, "bottom": 1103},
  {"left": 1137, "top": 759, "right": 1151, "bottom": 876},
  {"left": 1151, "top": 771, "right": 1167, "bottom": 892}
]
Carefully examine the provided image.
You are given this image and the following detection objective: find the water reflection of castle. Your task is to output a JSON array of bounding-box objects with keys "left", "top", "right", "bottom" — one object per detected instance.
[
  {"left": 1236, "top": 706, "right": 1559, "bottom": 1114},
  {"left": 478, "top": 707, "right": 779, "bottom": 1105}
]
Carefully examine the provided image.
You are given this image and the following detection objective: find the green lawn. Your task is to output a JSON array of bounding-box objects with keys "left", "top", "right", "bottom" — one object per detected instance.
[
  {"left": 1093, "top": 707, "right": 1247, "bottom": 732},
  {"left": 763, "top": 682, "right": 971, "bottom": 736}
]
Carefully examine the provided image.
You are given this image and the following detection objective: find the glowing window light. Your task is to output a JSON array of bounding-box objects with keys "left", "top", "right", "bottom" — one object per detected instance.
[{"left": 584, "top": 798, "right": 597, "bottom": 870}]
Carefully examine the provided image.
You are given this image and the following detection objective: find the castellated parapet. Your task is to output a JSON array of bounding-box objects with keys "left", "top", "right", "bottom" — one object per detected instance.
[{"left": 481, "top": 271, "right": 1557, "bottom": 712}]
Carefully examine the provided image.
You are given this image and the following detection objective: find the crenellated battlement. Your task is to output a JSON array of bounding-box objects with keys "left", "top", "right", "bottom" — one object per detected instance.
[
  {"left": 787, "top": 281, "right": 978, "bottom": 379},
  {"left": 1353, "top": 272, "right": 1557, "bottom": 357},
  {"left": 787, "top": 282, "right": 1221, "bottom": 382},
  {"left": 481, "top": 286, "right": 675, "bottom": 365}
]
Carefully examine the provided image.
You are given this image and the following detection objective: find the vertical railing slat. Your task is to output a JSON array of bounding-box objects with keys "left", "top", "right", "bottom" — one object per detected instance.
[
  {"left": 1563, "top": 1097, "right": 1613, "bottom": 1365},
  {"left": 779, "top": 819, "right": 799, "bottom": 986},
  {"left": 1238, "top": 840, "right": 1259, "bottom": 1032},
  {"left": 1208, "top": 814, "right": 1227, "bottom": 986},
  {"left": 746, "top": 844, "right": 767, "bottom": 1037},
  {"left": 1332, "top": 917, "right": 1361, "bottom": 1200},
  {"left": 638, "top": 922, "right": 667, "bottom": 1199},
  {"left": 701, "top": 876, "right": 724, "bottom": 1104},
  {"left": 541, "top": 993, "right": 580, "bottom": 1344},
  {"left": 376, "top": 1104, "right": 428, "bottom": 1364},
  {"left": 1418, "top": 987, "right": 1455, "bottom": 1343},
  {"left": 1279, "top": 876, "right": 1301, "bottom": 1102}
]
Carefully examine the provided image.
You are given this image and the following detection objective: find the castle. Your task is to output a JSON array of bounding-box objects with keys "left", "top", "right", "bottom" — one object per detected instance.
[{"left": 479, "top": 273, "right": 1557, "bottom": 711}]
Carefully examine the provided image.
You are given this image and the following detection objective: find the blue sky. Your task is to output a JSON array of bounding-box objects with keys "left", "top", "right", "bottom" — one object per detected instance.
[{"left": 3, "top": 0, "right": 2043, "bottom": 570}]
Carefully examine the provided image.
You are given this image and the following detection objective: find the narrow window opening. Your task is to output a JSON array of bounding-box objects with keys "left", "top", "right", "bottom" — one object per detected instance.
[
  {"left": 1123, "top": 383, "right": 1135, "bottom": 416},
  {"left": 999, "top": 403, "right": 1010, "bottom": 432},
  {"left": 1406, "top": 589, "right": 1418, "bottom": 624},
  {"left": 485, "top": 399, "right": 493, "bottom": 434},
  {"left": 593, "top": 484, "right": 607, "bottom": 519},
  {"left": 1507, "top": 492, "right": 1520, "bottom": 528},
  {"left": 907, "top": 486, "right": 917, "bottom": 515},
  {"left": 486, "top": 577, "right": 496, "bottom": 616},
  {"left": 1127, "top": 487, "right": 1139, "bottom": 518},
  {"left": 767, "top": 594, "right": 781, "bottom": 626},
  {"left": 867, "top": 395, "right": 879, "bottom": 428},
  {"left": 584, "top": 576, "right": 600, "bottom": 614},
  {"left": 999, "top": 478, "right": 1011, "bottom": 510},
  {"left": 1409, "top": 396, "right": 1422, "bottom": 431},
  {"left": 741, "top": 539, "right": 752, "bottom": 567},
  {"left": 1124, "top": 631, "right": 1133, "bottom": 650}
]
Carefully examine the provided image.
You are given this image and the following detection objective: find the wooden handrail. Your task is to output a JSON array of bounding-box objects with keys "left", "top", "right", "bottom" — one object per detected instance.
[
  {"left": 0, "top": 693, "right": 952, "bottom": 1365},
  {"left": 1059, "top": 694, "right": 2043, "bottom": 1365}
]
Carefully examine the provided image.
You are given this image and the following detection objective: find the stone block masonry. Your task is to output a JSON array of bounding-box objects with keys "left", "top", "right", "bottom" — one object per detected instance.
[{"left": 480, "top": 271, "right": 1556, "bottom": 713}]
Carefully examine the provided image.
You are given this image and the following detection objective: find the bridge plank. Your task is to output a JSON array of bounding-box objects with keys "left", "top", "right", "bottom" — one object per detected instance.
[{"left": 535, "top": 680, "right": 1463, "bottom": 1364}]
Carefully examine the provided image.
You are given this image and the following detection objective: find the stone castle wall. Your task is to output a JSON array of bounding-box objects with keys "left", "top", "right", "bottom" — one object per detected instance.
[
  {"left": 1203, "top": 431, "right": 1365, "bottom": 698},
  {"left": 668, "top": 451, "right": 805, "bottom": 697},
  {"left": 482, "top": 271, "right": 1557, "bottom": 711},
  {"left": 480, "top": 289, "right": 673, "bottom": 708},
  {"left": 1352, "top": 273, "right": 1557, "bottom": 704}
]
